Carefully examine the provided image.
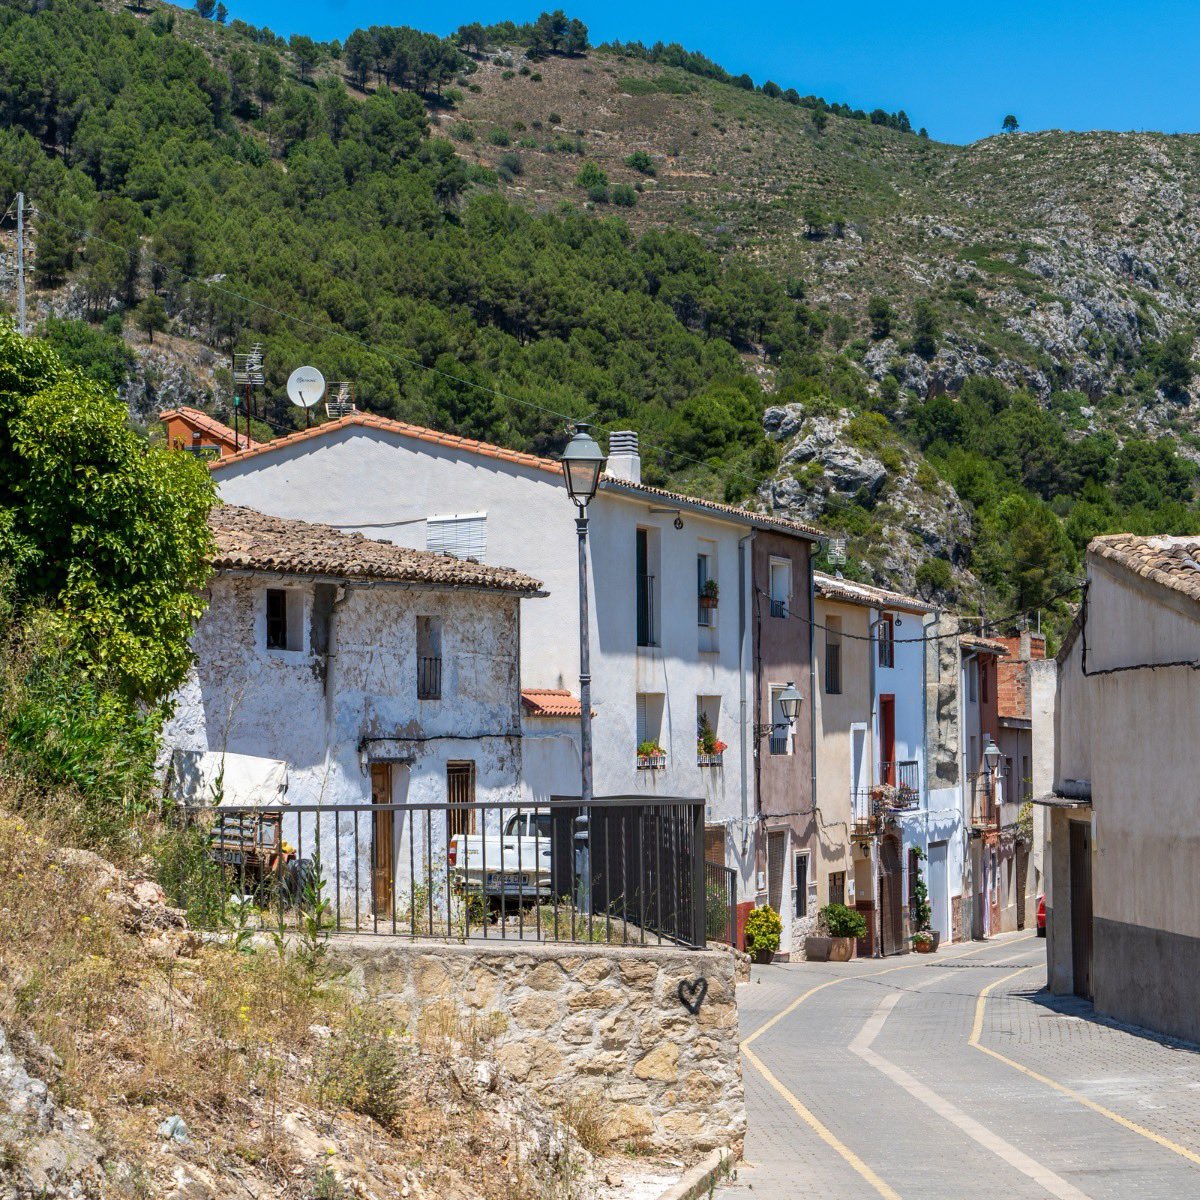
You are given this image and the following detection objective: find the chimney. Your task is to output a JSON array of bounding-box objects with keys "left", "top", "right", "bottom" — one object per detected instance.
[{"left": 607, "top": 430, "right": 641, "bottom": 484}]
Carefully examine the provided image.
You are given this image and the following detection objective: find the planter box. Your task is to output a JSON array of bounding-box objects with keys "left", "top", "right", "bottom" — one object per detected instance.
[
  {"left": 696, "top": 752, "right": 724, "bottom": 768},
  {"left": 805, "top": 935, "right": 856, "bottom": 962},
  {"left": 636, "top": 754, "right": 666, "bottom": 771},
  {"left": 698, "top": 594, "right": 719, "bottom": 610}
]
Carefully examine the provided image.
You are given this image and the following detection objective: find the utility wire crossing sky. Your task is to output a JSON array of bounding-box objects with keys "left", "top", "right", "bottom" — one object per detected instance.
[{"left": 225, "top": 0, "right": 1200, "bottom": 143}]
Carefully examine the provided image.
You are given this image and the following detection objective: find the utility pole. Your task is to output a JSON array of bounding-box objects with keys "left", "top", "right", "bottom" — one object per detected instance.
[{"left": 16, "top": 192, "right": 26, "bottom": 336}]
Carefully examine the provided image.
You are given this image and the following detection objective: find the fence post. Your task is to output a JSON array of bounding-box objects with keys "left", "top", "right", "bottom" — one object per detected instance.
[{"left": 690, "top": 801, "right": 706, "bottom": 948}]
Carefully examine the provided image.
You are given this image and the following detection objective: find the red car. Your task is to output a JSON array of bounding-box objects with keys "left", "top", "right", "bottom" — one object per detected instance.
[{"left": 1036, "top": 894, "right": 1046, "bottom": 937}]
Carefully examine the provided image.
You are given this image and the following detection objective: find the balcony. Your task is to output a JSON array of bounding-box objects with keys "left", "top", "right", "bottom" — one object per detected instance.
[
  {"left": 417, "top": 655, "right": 442, "bottom": 700},
  {"left": 881, "top": 759, "right": 920, "bottom": 796},
  {"left": 852, "top": 775, "right": 920, "bottom": 838},
  {"left": 971, "top": 767, "right": 1013, "bottom": 830},
  {"left": 637, "top": 752, "right": 667, "bottom": 771},
  {"left": 636, "top": 574, "right": 657, "bottom": 647}
]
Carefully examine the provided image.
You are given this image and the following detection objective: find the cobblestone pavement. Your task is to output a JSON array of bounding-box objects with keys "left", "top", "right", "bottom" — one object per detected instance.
[{"left": 718, "top": 932, "right": 1200, "bottom": 1199}]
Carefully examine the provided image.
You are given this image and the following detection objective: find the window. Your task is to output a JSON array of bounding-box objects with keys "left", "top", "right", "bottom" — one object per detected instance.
[
  {"left": 426, "top": 512, "right": 486, "bottom": 560},
  {"left": 967, "top": 660, "right": 978, "bottom": 703},
  {"left": 828, "top": 870, "right": 846, "bottom": 907},
  {"left": 265, "top": 588, "right": 303, "bottom": 651},
  {"left": 697, "top": 542, "right": 716, "bottom": 629},
  {"left": 769, "top": 686, "right": 792, "bottom": 755},
  {"left": 697, "top": 696, "right": 722, "bottom": 763},
  {"left": 981, "top": 659, "right": 991, "bottom": 703},
  {"left": 416, "top": 616, "right": 443, "bottom": 700},
  {"left": 636, "top": 528, "right": 658, "bottom": 647},
  {"left": 795, "top": 852, "right": 810, "bottom": 918},
  {"left": 769, "top": 557, "right": 792, "bottom": 618},
  {"left": 878, "top": 612, "right": 895, "bottom": 669},
  {"left": 824, "top": 615, "right": 842, "bottom": 695},
  {"left": 446, "top": 762, "right": 476, "bottom": 837},
  {"left": 636, "top": 692, "right": 665, "bottom": 764}
]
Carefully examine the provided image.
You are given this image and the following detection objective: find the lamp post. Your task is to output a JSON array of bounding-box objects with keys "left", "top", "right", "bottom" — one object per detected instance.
[
  {"left": 559, "top": 423, "right": 606, "bottom": 809},
  {"left": 753, "top": 681, "right": 803, "bottom": 741},
  {"left": 983, "top": 735, "right": 1002, "bottom": 820}
]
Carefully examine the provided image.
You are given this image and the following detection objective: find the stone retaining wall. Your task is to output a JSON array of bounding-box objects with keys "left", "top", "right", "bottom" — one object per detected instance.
[{"left": 331, "top": 938, "right": 745, "bottom": 1157}]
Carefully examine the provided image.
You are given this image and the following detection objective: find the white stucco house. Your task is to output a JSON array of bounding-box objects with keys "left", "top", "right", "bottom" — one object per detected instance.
[
  {"left": 164, "top": 503, "right": 544, "bottom": 917},
  {"left": 1043, "top": 534, "right": 1200, "bottom": 1041},
  {"left": 207, "top": 414, "right": 822, "bottom": 900}
]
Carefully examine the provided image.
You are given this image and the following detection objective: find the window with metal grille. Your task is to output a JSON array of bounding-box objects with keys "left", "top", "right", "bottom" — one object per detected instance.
[
  {"left": 825, "top": 615, "right": 842, "bottom": 694},
  {"left": 768, "top": 557, "right": 791, "bottom": 618},
  {"left": 446, "top": 762, "right": 476, "bottom": 837},
  {"left": 416, "top": 616, "right": 442, "bottom": 700},
  {"left": 878, "top": 612, "right": 895, "bottom": 669},
  {"left": 795, "top": 852, "right": 809, "bottom": 918},
  {"left": 426, "top": 512, "right": 487, "bottom": 560},
  {"left": 828, "top": 870, "right": 846, "bottom": 907}
]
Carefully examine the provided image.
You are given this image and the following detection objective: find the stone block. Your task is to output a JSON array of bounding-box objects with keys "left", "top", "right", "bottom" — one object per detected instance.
[
  {"left": 525, "top": 961, "right": 566, "bottom": 991},
  {"left": 574, "top": 957, "right": 615, "bottom": 986},
  {"left": 567, "top": 986, "right": 621, "bottom": 1011},
  {"left": 617, "top": 958, "right": 659, "bottom": 988},
  {"left": 511, "top": 993, "right": 559, "bottom": 1031},
  {"left": 633, "top": 1041, "right": 679, "bottom": 1082},
  {"left": 605, "top": 1104, "right": 654, "bottom": 1143}
]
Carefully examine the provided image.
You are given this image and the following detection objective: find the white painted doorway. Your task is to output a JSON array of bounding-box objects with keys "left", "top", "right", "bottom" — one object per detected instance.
[{"left": 928, "top": 840, "right": 950, "bottom": 943}]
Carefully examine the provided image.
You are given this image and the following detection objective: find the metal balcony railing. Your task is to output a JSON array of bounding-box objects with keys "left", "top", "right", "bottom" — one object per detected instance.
[
  {"left": 852, "top": 776, "right": 920, "bottom": 837},
  {"left": 770, "top": 597, "right": 789, "bottom": 618},
  {"left": 881, "top": 759, "right": 919, "bottom": 795},
  {"left": 971, "top": 766, "right": 1012, "bottom": 829},
  {"left": 417, "top": 655, "right": 442, "bottom": 700}
]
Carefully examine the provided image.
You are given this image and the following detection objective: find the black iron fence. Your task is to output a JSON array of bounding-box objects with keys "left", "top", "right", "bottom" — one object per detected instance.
[
  {"left": 704, "top": 860, "right": 737, "bottom": 946},
  {"left": 180, "top": 796, "right": 707, "bottom": 949}
]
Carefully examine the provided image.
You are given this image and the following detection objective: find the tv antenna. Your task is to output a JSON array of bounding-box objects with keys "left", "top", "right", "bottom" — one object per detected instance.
[
  {"left": 231, "top": 343, "right": 265, "bottom": 450},
  {"left": 325, "top": 381, "right": 356, "bottom": 419},
  {"left": 827, "top": 535, "right": 848, "bottom": 575},
  {"left": 287, "top": 366, "right": 326, "bottom": 428}
]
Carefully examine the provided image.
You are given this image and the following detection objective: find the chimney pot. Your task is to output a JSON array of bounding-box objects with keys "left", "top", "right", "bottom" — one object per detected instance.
[{"left": 607, "top": 430, "right": 641, "bottom": 484}]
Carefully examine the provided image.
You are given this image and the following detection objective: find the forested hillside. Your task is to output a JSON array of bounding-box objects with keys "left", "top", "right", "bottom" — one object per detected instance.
[{"left": 1, "top": 0, "right": 1197, "bottom": 635}]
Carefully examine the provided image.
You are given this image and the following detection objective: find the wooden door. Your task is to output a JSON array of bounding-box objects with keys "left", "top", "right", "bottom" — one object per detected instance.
[
  {"left": 370, "top": 764, "right": 394, "bottom": 918},
  {"left": 767, "top": 830, "right": 786, "bottom": 914},
  {"left": 880, "top": 695, "right": 896, "bottom": 783},
  {"left": 879, "top": 834, "right": 904, "bottom": 955},
  {"left": 1069, "top": 821, "right": 1094, "bottom": 1000}
]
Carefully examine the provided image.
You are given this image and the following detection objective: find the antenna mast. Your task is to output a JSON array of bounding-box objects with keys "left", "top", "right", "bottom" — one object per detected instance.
[
  {"left": 15, "top": 192, "right": 26, "bottom": 336},
  {"left": 232, "top": 343, "right": 265, "bottom": 450}
]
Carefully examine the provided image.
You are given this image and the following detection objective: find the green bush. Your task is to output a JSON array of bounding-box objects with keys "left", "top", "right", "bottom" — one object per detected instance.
[
  {"left": 745, "top": 905, "right": 782, "bottom": 955},
  {"left": 575, "top": 161, "right": 608, "bottom": 190},
  {"left": 487, "top": 127, "right": 511, "bottom": 145},
  {"left": 624, "top": 149, "right": 655, "bottom": 175},
  {"left": 819, "top": 903, "right": 866, "bottom": 939},
  {"left": 611, "top": 183, "right": 636, "bottom": 206}
]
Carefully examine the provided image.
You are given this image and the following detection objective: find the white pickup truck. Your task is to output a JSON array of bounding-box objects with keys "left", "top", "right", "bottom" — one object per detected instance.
[{"left": 448, "top": 810, "right": 555, "bottom": 902}]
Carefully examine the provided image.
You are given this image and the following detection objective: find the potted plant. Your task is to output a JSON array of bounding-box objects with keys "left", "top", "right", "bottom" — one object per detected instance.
[
  {"left": 909, "top": 847, "right": 939, "bottom": 952},
  {"left": 698, "top": 578, "right": 719, "bottom": 609},
  {"left": 806, "top": 902, "right": 867, "bottom": 962},
  {"left": 636, "top": 740, "right": 666, "bottom": 769},
  {"left": 744, "top": 904, "right": 782, "bottom": 964},
  {"left": 696, "top": 713, "right": 727, "bottom": 766}
]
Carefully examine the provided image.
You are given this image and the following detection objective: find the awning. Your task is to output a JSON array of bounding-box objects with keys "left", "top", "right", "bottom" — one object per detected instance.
[
  {"left": 171, "top": 749, "right": 289, "bottom": 808},
  {"left": 1031, "top": 790, "right": 1092, "bottom": 809}
]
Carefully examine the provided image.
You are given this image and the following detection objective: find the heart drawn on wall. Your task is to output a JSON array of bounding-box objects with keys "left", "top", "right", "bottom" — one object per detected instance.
[{"left": 677, "top": 976, "right": 708, "bottom": 1015}]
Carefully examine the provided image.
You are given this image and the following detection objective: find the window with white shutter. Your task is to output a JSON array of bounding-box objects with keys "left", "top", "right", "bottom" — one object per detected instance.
[{"left": 426, "top": 513, "right": 487, "bottom": 560}]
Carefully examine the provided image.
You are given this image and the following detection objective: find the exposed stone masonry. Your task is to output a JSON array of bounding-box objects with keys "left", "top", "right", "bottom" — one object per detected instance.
[{"left": 332, "top": 939, "right": 746, "bottom": 1157}]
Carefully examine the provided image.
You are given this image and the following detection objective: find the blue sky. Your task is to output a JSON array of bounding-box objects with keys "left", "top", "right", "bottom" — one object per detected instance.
[{"left": 225, "top": 0, "right": 1200, "bottom": 144}]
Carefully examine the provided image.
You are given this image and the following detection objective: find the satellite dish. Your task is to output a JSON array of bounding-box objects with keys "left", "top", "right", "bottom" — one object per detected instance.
[{"left": 287, "top": 366, "right": 326, "bottom": 408}]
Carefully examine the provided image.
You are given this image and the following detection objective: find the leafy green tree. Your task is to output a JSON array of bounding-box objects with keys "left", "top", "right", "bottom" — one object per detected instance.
[
  {"left": 1002, "top": 114, "right": 1019, "bottom": 133},
  {"left": 867, "top": 295, "right": 893, "bottom": 340},
  {"left": 134, "top": 295, "right": 168, "bottom": 343},
  {"left": 811, "top": 108, "right": 828, "bottom": 133},
  {"left": 0, "top": 323, "right": 215, "bottom": 703},
  {"left": 39, "top": 318, "right": 134, "bottom": 392},
  {"left": 912, "top": 299, "right": 940, "bottom": 360},
  {"left": 33, "top": 218, "right": 74, "bottom": 288},
  {"left": 194, "top": 0, "right": 215, "bottom": 18},
  {"left": 457, "top": 22, "right": 487, "bottom": 53}
]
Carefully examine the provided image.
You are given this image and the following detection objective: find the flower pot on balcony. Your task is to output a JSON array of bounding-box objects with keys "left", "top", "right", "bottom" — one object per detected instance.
[
  {"left": 698, "top": 594, "right": 719, "bottom": 610},
  {"left": 636, "top": 754, "right": 666, "bottom": 771}
]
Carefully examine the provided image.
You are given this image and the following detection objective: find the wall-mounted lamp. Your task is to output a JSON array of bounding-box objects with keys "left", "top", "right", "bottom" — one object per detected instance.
[
  {"left": 357, "top": 738, "right": 370, "bottom": 775},
  {"left": 754, "top": 681, "right": 803, "bottom": 739}
]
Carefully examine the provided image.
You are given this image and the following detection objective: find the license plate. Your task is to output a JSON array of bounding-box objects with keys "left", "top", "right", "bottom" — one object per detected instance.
[{"left": 488, "top": 872, "right": 525, "bottom": 886}]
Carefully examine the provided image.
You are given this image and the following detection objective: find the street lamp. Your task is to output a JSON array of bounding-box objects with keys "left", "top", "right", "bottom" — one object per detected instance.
[
  {"left": 754, "top": 680, "right": 803, "bottom": 739},
  {"left": 559, "top": 423, "right": 606, "bottom": 809},
  {"left": 982, "top": 737, "right": 1001, "bottom": 774}
]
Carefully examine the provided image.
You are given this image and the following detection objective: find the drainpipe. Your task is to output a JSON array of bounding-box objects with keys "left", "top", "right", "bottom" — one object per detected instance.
[
  {"left": 737, "top": 533, "right": 754, "bottom": 858},
  {"left": 868, "top": 607, "right": 879, "bottom": 956}
]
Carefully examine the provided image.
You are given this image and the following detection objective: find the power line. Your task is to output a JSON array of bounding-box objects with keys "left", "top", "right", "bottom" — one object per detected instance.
[{"left": 755, "top": 581, "right": 1085, "bottom": 645}]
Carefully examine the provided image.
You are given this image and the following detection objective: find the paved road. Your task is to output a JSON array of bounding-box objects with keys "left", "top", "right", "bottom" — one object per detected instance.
[{"left": 719, "top": 932, "right": 1200, "bottom": 1199}]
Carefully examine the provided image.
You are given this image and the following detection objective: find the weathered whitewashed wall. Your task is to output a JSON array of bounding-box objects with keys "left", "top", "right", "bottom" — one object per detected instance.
[
  {"left": 332, "top": 939, "right": 746, "bottom": 1157},
  {"left": 164, "top": 572, "right": 529, "bottom": 908}
]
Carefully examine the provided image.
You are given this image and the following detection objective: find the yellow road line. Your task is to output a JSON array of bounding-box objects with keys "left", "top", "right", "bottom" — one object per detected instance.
[
  {"left": 738, "top": 936, "right": 1032, "bottom": 1199},
  {"left": 970, "top": 967, "right": 1200, "bottom": 1168}
]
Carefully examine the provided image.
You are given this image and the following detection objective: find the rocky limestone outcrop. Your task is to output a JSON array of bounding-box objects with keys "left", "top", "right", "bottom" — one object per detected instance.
[{"left": 758, "top": 405, "right": 977, "bottom": 604}]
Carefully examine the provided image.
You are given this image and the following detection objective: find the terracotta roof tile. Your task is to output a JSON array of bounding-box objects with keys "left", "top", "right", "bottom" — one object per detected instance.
[
  {"left": 1089, "top": 534, "right": 1200, "bottom": 604},
  {"left": 814, "top": 571, "right": 936, "bottom": 614},
  {"left": 960, "top": 634, "right": 1010, "bottom": 656},
  {"left": 209, "top": 505, "right": 543, "bottom": 594},
  {"left": 209, "top": 412, "right": 822, "bottom": 538},
  {"left": 520, "top": 689, "right": 583, "bottom": 718}
]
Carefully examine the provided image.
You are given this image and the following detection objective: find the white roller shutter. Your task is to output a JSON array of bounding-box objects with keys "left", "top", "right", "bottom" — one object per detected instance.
[{"left": 426, "top": 512, "right": 487, "bottom": 560}]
